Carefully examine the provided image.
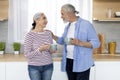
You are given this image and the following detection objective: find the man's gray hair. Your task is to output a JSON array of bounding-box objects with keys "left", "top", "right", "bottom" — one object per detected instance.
[{"left": 62, "top": 4, "right": 79, "bottom": 14}]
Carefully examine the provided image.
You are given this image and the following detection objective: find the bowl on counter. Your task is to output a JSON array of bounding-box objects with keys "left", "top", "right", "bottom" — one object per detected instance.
[{"left": 115, "top": 12, "right": 120, "bottom": 17}]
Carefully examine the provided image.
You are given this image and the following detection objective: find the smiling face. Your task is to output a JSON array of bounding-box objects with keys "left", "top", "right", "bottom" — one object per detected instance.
[
  {"left": 35, "top": 13, "right": 48, "bottom": 28},
  {"left": 61, "top": 8, "right": 70, "bottom": 23}
]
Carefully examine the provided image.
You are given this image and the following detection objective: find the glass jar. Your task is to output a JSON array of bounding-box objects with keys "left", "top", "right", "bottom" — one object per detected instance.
[
  {"left": 108, "top": 8, "right": 112, "bottom": 18},
  {"left": 108, "top": 41, "right": 116, "bottom": 55}
]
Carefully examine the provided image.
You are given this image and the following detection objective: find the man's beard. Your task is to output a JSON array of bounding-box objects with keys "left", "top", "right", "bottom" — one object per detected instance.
[{"left": 63, "top": 19, "right": 68, "bottom": 23}]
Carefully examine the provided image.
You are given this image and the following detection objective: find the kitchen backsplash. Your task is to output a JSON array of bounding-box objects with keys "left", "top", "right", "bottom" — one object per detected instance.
[
  {"left": 0, "top": 21, "right": 8, "bottom": 42},
  {"left": 0, "top": 20, "right": 120, "bottom": 53},
  {"left": 93, "top": 21, "right": 120, "bottom": 53}
]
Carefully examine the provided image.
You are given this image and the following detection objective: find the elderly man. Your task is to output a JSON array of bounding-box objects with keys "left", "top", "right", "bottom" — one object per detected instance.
[{"left": 52, "top": 4, "right": 100, "bottom": 80}]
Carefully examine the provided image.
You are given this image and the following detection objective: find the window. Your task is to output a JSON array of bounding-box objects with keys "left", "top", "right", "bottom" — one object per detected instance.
[{"left": 8, "top": 0, "right": 92, "bottom": 43}]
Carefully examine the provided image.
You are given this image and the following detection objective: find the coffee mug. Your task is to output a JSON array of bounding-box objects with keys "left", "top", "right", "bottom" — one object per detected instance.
[
  {"left": 50, "top": 44, "right": 57, "bottom": 51},
  {"left": 64, "top": 38, "right": 72, "bottom": 45}
]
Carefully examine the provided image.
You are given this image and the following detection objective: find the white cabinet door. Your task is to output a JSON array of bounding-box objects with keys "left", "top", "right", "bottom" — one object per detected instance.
[
  {"left": 5, "top": 61, "right": 120, "bottom": 80},
  {"left": 52, "top": 62, "right": 95, "bottom": 80},
  {"left": 90, "top": 66, "right": 96, "bottom": 80},
  {"left": 6, "top": 62, "right": 30, "bottom": 80},
  {"left": 0, "top": 62, "right": 5, "bottom": 80},
  {"left": 52, "top": 62, "right": 68, "bottom": 80},
  {"left": 95, "top": 61, "right": 120, "bottom": 80}
]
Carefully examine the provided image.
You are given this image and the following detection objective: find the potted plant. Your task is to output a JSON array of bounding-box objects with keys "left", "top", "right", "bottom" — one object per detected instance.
[
  {"left": 0, "top": 42, "right": 5, "bottom": 54},
  {"left": 13, "top": 42, "right": 21, "bottom": 54}
]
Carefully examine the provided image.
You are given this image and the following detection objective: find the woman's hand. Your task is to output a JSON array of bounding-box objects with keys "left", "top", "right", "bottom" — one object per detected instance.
[
  {"left": 39, "top": 44, "right": 50, "bottom": 52},
  {"left": 49, "top": 50, "right": 56, "bottom": 53}
]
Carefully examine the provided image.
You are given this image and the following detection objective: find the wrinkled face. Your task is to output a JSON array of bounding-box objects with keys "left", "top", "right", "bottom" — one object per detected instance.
[
  {"left": 61, "top": 8, "right": 69, "bottom": 23},
  {"left": 36, "top": 13, "right": 48, "bottom": 28}
]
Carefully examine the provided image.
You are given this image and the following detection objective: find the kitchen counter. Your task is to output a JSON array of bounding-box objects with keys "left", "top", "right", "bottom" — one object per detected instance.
[
  {"left": 0, "top": 53, "right": 120, "bottom": 62},
  {"left": 93, "top": 53, "right": 120, "bottom": 61},
  {"left": 0, "top": 53, "right": 62, "bottom": 62},
  {"left": 1, "top": 53, "right": 120, "bottom": 80}
]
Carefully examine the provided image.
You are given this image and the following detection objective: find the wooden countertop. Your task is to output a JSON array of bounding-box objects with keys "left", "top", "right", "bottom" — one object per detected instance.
[
  {"left": 93, "top": 53, "right": 120, "bottom": 61},
  {"left": 0, "top": 53, "right": 62, "bottom": 62},
  {"left": 0, "top": 53, "right": 120, "bottom": 62}
]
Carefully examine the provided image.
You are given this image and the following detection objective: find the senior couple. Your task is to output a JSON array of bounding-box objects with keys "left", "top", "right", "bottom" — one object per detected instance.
[{"left": 24, "top": 4, "right": 100, "bottom": 80}]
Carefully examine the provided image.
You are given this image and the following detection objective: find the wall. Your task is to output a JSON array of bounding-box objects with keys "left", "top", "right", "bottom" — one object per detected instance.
[
  {"left": 0, "top": 20, "right": 9, "bottom": 53},
  {"left": 0, "top": 20, "right": 16, "bottom": 53},
  {"left": 93, "top": 21, "right": 120, "bottom": 53},
  {"left": 0, "top": 21, "right": 63, "bottom": 54},
  {"left": 0, "top": 20, "right": 8, "bottom": 42},
  {"left": 0, "top": 21, "right": 120, "bottom": 53}
]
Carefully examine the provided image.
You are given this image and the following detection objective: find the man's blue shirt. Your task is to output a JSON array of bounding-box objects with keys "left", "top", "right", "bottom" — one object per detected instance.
[{"left": 57, "top": 17, "right": 100, "bottom": 72}]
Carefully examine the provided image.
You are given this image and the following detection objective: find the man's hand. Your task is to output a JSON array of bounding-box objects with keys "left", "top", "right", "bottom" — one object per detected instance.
[
  {"left": 71, "top": 38, "right": 92, "bottom": 48},
  {"left": 71, "top": 38, "right": 81, "bottom": 46},
  {"left": 45, "top": 29, "right": 58, "bottom": 41}
]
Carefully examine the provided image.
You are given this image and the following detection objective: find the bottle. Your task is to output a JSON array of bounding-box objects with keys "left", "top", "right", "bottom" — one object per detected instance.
[
  {"left": 108, "top": 41, "right": 116, "bottom": 55},
  {"left": 108, "top": 8, "right": 112, "bottom": 18}
]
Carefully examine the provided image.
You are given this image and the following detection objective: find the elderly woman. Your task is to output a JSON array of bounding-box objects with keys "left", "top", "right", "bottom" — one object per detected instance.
[{"left": 24, "top": 12, "right": 54, "bottom": 80}]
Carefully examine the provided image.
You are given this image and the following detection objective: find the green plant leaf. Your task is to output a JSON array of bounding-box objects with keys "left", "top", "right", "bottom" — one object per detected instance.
[
  {"left": 0, "top": 42, "right": 5, "bottom": 51},
  {"left": 13, "top": 42, "right": 21, "bottom": 51}
]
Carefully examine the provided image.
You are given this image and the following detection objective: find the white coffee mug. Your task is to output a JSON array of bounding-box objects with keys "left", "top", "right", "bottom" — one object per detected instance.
[
  {"left": 64, "top": 38, "right": 72, "bottom": 45},
  {"left": 50, "top": 44, "right": 57, "bottom": 51}
]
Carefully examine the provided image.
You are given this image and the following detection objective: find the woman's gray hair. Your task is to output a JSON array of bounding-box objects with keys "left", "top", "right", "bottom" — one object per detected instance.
[
  {"left": 62, "top": 4, "right": 79, "bottom": 14},
  {"left": 32, "top": 12, "right": 43, "bottom": 29},
  {"left": 33, "top": 12, "right": 43, "bottom": 21}
]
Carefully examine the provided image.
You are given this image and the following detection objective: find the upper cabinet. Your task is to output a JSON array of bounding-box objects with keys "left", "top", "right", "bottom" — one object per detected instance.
[
  {"left": 0, "top": 0, "right": 8, "bottom": 21},
  {"left": 93, "top": 0, "right": 120, "bottom": 21}
]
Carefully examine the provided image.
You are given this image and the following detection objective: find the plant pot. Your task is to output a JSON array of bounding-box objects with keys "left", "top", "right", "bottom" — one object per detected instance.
[
  {"left": 14, "top": 51, "right": 19, "bottom": 54},
  {"left": 0, "top": 51, "right": 4, "bottom": 54}
]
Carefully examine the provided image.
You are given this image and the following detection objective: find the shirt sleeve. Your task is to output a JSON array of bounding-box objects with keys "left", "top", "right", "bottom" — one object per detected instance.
[
  {"left": 87, "top": 22, "right": 100, "bottom": 48},
  {"left": 24, "top": 32, "right": 40, "bottom": 59}
]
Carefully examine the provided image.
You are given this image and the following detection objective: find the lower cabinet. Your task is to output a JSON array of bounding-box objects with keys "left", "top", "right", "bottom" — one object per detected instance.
[
  {"left": 1, "top": 61, "right": 120, "bottom": 80},
  {"left": 90, "top": 66, "right": 96, "bottom": 80},
  {"left": 0, "top": 62, "right": 95, "bottom": 80},
  {"left": 5, "top": 62, "right": 68, "bottom": 80},
  {"left": 5, "top": 62, "right": 30, "bottom": 80},
  {"left": 95, "top": 61, "right": 120, "bottom": 80},
  {"left": 0, "top": 62, "right": 5, "bottom": 80},
  {"left": 52, "top": 62, "right": 95, "bottom": 80},
  {"left": 52, "top": 62, "right": 68, "bottom": 80}
]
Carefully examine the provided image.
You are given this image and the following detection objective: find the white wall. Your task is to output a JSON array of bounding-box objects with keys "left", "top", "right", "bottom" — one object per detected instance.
[
  {"left": 0, "top": 21, "right": 120, "bottom": 53},
  {"left": 93, "top": 21, "right": 120, "bottom": 53}
]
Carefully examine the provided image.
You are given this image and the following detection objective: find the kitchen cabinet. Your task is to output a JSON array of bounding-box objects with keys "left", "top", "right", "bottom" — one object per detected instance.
[
  {"left": 5, "top": 62, "right": 68, "bottom": 80},
  {"left": 5, "top": 62, "right": 30, "bottom": 80},
  {"left": 95, "top": 61, "right": 120, "bottom": 80},
  {"left": 0, "top": 62, "right": 5, "bottom": 80},
  {"left": 52, "top": 62, "right": 68, "bottom": 80},
  {"left": 0, "top": 61, "right": 95, "bottom": 80},
  {"left": 0, "top": 0, "right": 8, "bottom": 21},
  {"left": 52, "top": 62, "right": 96, "bottom": 80},
  {"left": 93, "top": 0, "right": 120, "bottom": 21},
  {"left": 90, "top": 66, "right": 96, "bottom": 80},
  {"left": 5, "top": 62, "right": 67, "bottom": 80},
  {"left": 1, "top": 54, "right": 120, "bottom": 80}
]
